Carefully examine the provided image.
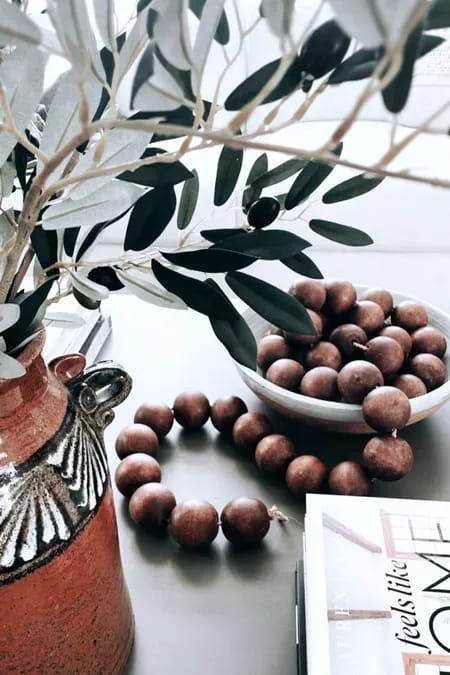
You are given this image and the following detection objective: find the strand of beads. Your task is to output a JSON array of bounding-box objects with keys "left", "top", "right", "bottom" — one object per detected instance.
[{"left": 114, "top": 388, "right": 415, "bottom": 551}]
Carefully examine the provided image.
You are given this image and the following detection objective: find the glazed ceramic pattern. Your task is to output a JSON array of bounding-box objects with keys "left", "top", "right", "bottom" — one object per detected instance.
[{"left": 0, "top": 362, "right": 131, "bottom": 585}]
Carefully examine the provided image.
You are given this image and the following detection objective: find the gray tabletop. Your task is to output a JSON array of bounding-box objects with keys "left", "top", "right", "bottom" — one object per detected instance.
[{"left": 101, "top": 251, "right": 450, "bottom": 675}]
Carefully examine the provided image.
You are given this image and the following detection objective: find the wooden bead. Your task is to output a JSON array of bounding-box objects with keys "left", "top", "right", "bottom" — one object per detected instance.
[
  {"left": 362, "top": 386, "right": 411, "bottom": 432},
  {"left": 221, "top": 497, "right": 270, "bottom": 546},
  {"left": 379, "top": 325, "right": 412, "bottom": 357},
  {"left": 393, "top": 374, "right": 427, "bottom": 399},
  {"left": 349, "top": 300, "right": 385, "bottom": 336},
  {"left": 285, "top": 455, "right": 328, "bottom": 496},
  {"left": 328, "top": 461, "right": 372, "bottom": 496},
  {"left": 255, "top": 434, "right": 296, "bottom": 474},
  {"left": 115, "top": 454, "right": 161, "bottom": 497},
  {"left": 257, "top": 335, "right": 293, "bottom": 370},
  {"left": 265, "top": 358, "right": 305, "bottom": 391},
  {"left": 211, "top": 396, "right": 247, "bottom": 434},
  {"left": 283, "top": 310, "right": 323, "bottom": 345},
  {"left": 173, "top": 391, "right": 210, "bottom": 430},
  {"left": 329, "top": 323, "right": 368, "bottom": 360},
  {"left": 115, "top": 423, "right": 159, "bottom": 459},
  {"left": 134, "top": 403, "right": 174, "bottom": 439},
  {"left": 324, "top": 281, "right": 356, "bottom": 315},
  {"left": 364, "top": 336, "right": 404, "bottom": 378},
  {"left": 289, "top": 279, "right": 326, "bottom": 311},
  {"left": 169, "top": 500, "right": 219, "bottom": 549},
  {"left": 337, "top": 360, "right": 383, "bottom": 403},
  {"left": 410, "top": 353, "right": 447, "bottom": 391},
  {"left": 392, "top": 301, "right": 428, "bottom": 332},
  {"left": 411, "top": 326, "right": 447, "bottom": 358},
  {"left": 129, "top": 483, "right": 176, "bottom": 530},
  {"left": 363, "top": 435, "right": 413, "bottom": 481},
  {"left": 232, "top": 412, "right": 273, "bottom": 453},
  {"left": 305, "top": 341, "right": 342, "bottom": 371},
  {"left": 299, "top": 366, "right": 338, "bottom": 400},
  {"left": 361, "top": 288, "right": 394, "bottom": 317}
]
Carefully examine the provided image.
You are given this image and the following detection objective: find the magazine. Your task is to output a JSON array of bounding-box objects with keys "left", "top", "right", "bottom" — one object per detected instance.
[{"left": 304, "top": 494, "right": 450, "bottom": 675}]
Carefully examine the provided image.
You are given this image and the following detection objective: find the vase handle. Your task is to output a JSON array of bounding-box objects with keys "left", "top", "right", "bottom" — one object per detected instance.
[{"left": 50, "top": 355, "right": 132, "bottom": 430}]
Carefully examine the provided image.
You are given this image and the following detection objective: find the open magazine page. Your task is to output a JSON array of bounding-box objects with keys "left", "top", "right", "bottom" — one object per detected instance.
[{"left": 306, "top": 495, "right": 450, "bottom": 675}]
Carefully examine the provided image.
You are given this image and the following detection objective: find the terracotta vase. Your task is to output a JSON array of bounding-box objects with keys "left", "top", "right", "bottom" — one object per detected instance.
[{"left": 0, "top": 332, "right": 134, "bottom": 674}]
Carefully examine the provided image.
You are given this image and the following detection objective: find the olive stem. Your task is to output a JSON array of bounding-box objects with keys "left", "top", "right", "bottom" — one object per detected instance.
[
  {"left": 353, "top": 341, "right": 368, "bottom": 352},
  {"left": 392, "top": 429, "right": 398, "bottom": 439}
]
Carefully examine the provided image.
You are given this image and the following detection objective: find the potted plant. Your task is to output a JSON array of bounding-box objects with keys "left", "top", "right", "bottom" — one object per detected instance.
[{"left": 0, "top": 0, "right": 447, "bottom": 672}]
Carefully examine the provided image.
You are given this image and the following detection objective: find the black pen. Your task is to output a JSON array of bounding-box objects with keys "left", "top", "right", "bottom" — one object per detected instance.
[{"left": 295, "top": 559, "right": 307, "bottom": 675}]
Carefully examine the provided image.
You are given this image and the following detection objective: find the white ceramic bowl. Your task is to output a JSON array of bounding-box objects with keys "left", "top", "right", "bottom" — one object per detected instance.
[{"left": 234, "top": 285, "right": 450, "bottom": 433}]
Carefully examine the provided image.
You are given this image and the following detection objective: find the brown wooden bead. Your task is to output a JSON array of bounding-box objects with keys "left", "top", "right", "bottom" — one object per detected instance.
[
  {"left": 329, "top": 323, "right": 368, "bottom": 360},
  {"left": 173, "top": 391, "right": 210, "bottom": 430},
  {"left": 362, "top": 386, "right": 411, "bottom": 432},
  {"left": 265, "top": 358, "right": 305, "bottom": 391},
  {"left": 393, "top": 374, "right": 427, "bottom": 398},
  {"left": 115, "top": 423, "right": 159, "bottom": 459},
  {"left": 221, "top": 497, "right": 270, "bottom": 546},
  {"left": 363, "top": 435, "right": 413, "bottom": 481},
  {"left": 169, "top": 500, "right": 219, "bottom": 549},
  {"left": 211, "top": 396, "right": 248, "bottom": 434},
  {"left": 285, "top": 455, "right": 328, "bottom": 496},
  {"left": 392, "top": 301, "right": 428, "bottom": 332},
  {"left": 305, "top": 341, "right": 342, "bottom": 371},
  {"left": 411, "top": 326, "right": 447, "bottom": 358},
  {"left": 257, "top": 335, "right": 293, "bottom": 370},
  {"left": 337, "top": 360, "right": 383, "bottom": 403},
  {"left": 379, "top": 325, "right": 412, "bottom": 357},
  {"left": 410, "top": 353, "right": 447, "bottom": 391},
  {"left": 115, "top": 454, "right": 162, "bottom": 498},
  {"left": 324, "top": 281, "right": 357, "bottom": 315},
  {"left": 328, "top": 461, "right": 372, "bottom": 496},
  {"left": 299, "top": 366, "right": 338, "bottom": 400},
  {"left": 232, "top": 412, "right": 273, "bottom": 453},
  {"left": 364, "top": 336, "right": 404, "bottom": 378},
  {"left": 289, "top": 279, "right": 326, "bottom": 311},
  {"left": 134, "top": 403, "right": 174, "bottom": 439},
  {"left": 283, "top": 310, "right": 323, "bottom": 346},
  {"left": 129, "top": 483, "right": 176, "bottom": 530},
  {"left": 361, "top": 288, "right": 394, "bottom": 317},
  {"left": 255, "top": 434, "right": 296, "bottom": 474},
  {"left": 349, "top": 300, "right": 385, "bottom": 336}
]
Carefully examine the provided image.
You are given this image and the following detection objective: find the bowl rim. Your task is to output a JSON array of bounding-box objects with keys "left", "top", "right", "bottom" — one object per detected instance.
[{"left": 235, "top": 283, "right": 450, "bottom": 418}]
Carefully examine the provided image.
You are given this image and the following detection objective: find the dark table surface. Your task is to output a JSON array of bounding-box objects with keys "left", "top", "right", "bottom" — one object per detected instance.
[{"left": 101, "top": 251, "right": 450, "bottom": 675}]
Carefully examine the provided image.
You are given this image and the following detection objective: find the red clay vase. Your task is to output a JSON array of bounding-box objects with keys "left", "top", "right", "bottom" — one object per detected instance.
[{"left": 0, "top": 332, "right": 134, "bottom": 673}]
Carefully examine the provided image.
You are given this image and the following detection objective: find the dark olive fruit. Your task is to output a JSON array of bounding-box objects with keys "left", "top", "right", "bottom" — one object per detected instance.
[
  {"left": 328, "top": 461, "right": 372, "bottom": 497},
  {"left": 232, "top": 412, "right": 273, "bottom": 453},
  {"left": 173, "top": 392, "right": 210, "bottom": 430},
  {"left": 265, "top": 358, "right": 305, "bottom": 391},
  {"left": 73, "top": 287, "right": 101, "bottom": 310},
  {"left": 134, "top": 403, "right": 174, "bottom": 439},
  {"left": 411, "top": 326, "right": 447, "bottom": 358},
  {"left": 349, "top": 300, "right": 385, "bottom": 336},
  {"left": 211, "top": 396, "right": 248, "bottom": 435},
  {"left": 169, "top": 500, "right": 219, "bottom": 549},
  {"left": 337, "top": 360, "right": 383, "bottom": 403},
  {"left": 257, "top": 334, "right": 293, "bottom": 370},
  {"left": 297, "top": 19, "right": 350, "bottom": 83},
  {"left": 283, "top": 309, "right": 323, "bottom": 345},
  {"left": 129, "top": 483, "right": 176, "bottom": 530},
  {"left": 392, "top": 300, "right": 428, "bottom": 332},
  {"left": 410, "top": 353, "right": 447, "bottom": 391},
  {"left": 247, "top": 196, "right": 280, "bottom": 228},
  {"left": 379, "top": 325, "right": 412, "bottom": 357},
  {"left": 305, "top": 341, "right": 342, "bottom": 371},
  {"left": 324, "top": 280, "right": 357, "bottom": 316},
  {"left": 289, "top": 279, "right": 326, "bottom": 312},
  {"left": 299, "top": 366, "right": 338, "bottom": 400},
  {"left": 362, "top": 386, "right": 411, "bottom": 432},
  {"left": 115, "top": 423, "right": 159, "bottom": 459},
  {"left": 361, "top": 288, "right": 394, "bottom": 318},
  {"left": 255, "top": 434, "right": 296, "bottom": 475},
  {"left": 115, "top": 454, "right": 162, "bottom": 498},
  {"left": 87, "top": 266, "right": 124, "bottom": 291},
  {"left": 285, "top": 455, "right": 328, "bottom": 496},
  {"left": 221, "top": 497, "right": 270, "bottom": 546},
  {"left": 393, "top": 374, "right": 427, "bottom": 399},
  {"left": 363, "top": 436, "right": 413, "bottom": 481},
  {"left": 364, "top": 336, "right": 404, "bottom": 378},
  {"left": 329, "top": 323, "right": 368, "bottom": 360}
]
